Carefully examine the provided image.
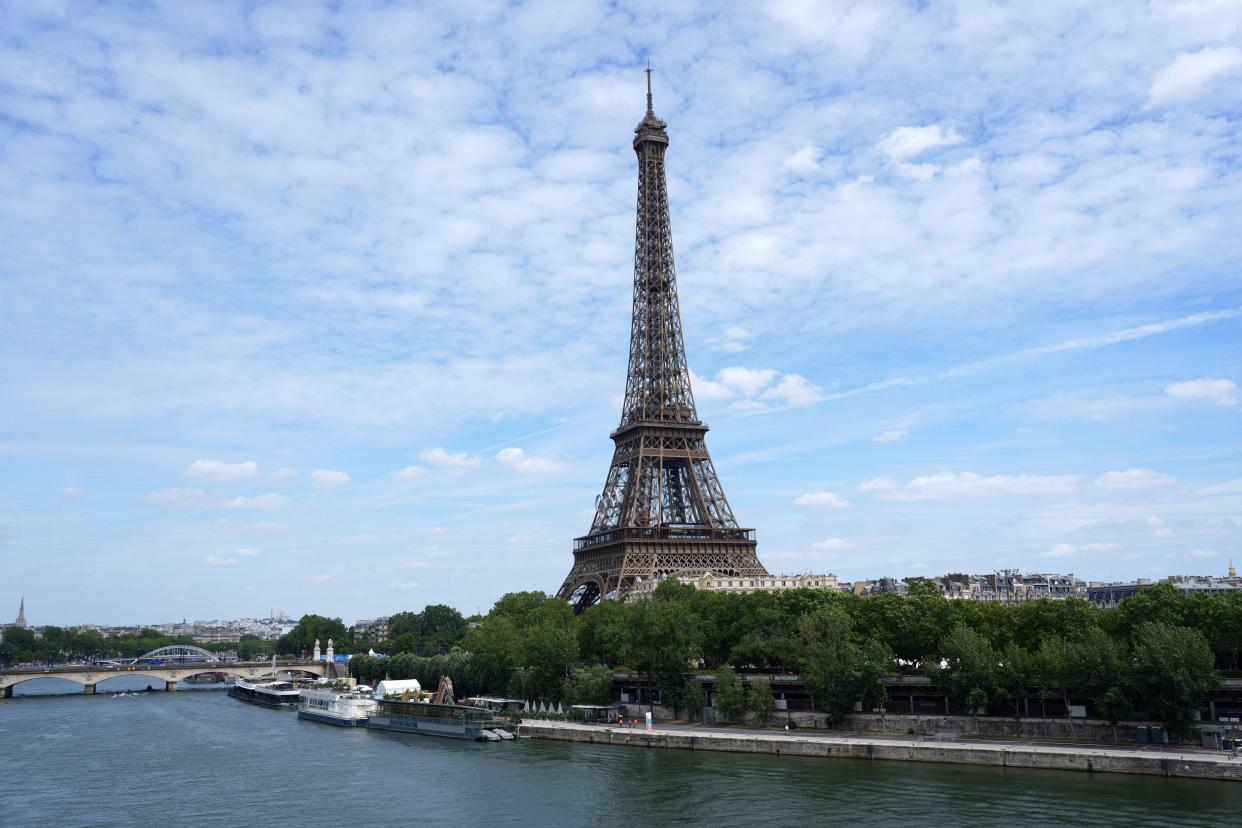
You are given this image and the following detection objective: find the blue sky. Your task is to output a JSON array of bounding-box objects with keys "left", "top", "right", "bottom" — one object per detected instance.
[{"left": 2, "top": 1, "right": 1241, "bottom": 626}]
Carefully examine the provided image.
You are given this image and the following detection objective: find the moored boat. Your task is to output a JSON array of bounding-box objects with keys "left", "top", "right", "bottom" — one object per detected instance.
[
  {"left": 228, "top": 677, "right": 300, "bottom": 708},
  {"left": 366, "top": 698, "right": 511, "bottom": 740},
  {"left": 366, "top": 675, "right": 515, "bottom": 741},
  {"left": 297, "top": 688, "right": 376, "bottom": 727}
]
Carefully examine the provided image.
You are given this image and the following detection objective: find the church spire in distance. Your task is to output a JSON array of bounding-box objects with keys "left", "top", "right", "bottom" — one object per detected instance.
[{"left": 15, "top": 595, "right": 26, "bottom": 628}]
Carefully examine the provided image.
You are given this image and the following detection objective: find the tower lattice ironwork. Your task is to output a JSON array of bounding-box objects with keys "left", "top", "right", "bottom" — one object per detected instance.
[{"left": 557, "top": 69, "right": 767, "bottom": 612}]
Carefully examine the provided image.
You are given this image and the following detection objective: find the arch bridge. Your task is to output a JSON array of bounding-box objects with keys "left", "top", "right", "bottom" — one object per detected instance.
[{"left": 0, "top": 659, "right": 330, "bottom": 697}]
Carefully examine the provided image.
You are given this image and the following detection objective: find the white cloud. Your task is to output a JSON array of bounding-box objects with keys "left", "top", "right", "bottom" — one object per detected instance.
[
  {"left": 236, "top": 547, "right": 262, "bottom": 557},
  {"left": 693, "top": 367, "right": 822, "bottom": 411},
  {"left": 496, "top": 447, "right": 566, "bottom": 473},
  {"left": 783, "top": 143, "right": 822, "bottom": 173},
  {"left": 386, "top": 580, "right": 421, "bottom": 589},
  {"left": 760, "top": 373, "right": 823, "bottom": 407},
  {"left": 1081, "top": 542, "right": 1122, "bottom": 552},
  {"left": 709, "top": 326, "right": 754, "bottom": 353},
  {"left": 270, "top": 467, "right": 297, "bottom": 480},
  {"left": 146, "top": 487, "right": 205, "bottom": 506},
  {"left": 868, "top": 472, "right": 1079, "bottom": 501},
  {"left": 877, "top": 124, "right": 962, "bottom": 162},
  {"left": 719, "top": 366, "right": 778, "bottom": 397},
  {"left": 1044, "top": 543, "right": 1077, "bottom": 558},
  {"left": 420, "top": 447, "right": 482, "bottom": 469},
  {"left": 64, "top": 486, "right": 86, "bottom": 497},
  {"left": 1192, "top": 548, "right": 1219, "bottom": 558},
  {"left": 873, "top": 429, "right": 907, "bottom": 443},
  {"left": 1165, "top": 378, "right": 1237, "bottom": 406},
  {"left": 310, "top": 468, "right": 351, "bottom": 488},
  {"left": 793, "top": 491, "right": 850, "bottom": 508},
  {"left": 859, "top": 477, "right": 896, "bottom": 493},
  {"left": 1146, "top": 46, "right": 1242, "bottom": 108},
  {"left": 811, "top": 537, "right": 850, "bottom": 551},
  {"left": 202, "top": 554, "right": 238, "bottom": 567},
  {"left": 184, "top": 459, "right": 261, "bottom": 483},
  {"left": 404, "top": 559, "right": 434, "bottom": 569},
  {"left": 1094, "top": 468, "right": 1177, "bottom": 489},
  {"left": 227, "top": 493, "right": 292, "bottom": 511},
  {"left": 392, "top": 465, "right": 427, "bottom": 480}
]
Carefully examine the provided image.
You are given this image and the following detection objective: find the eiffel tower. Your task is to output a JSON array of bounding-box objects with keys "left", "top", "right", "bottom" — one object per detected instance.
[{"left": 557, "top": 69, "right": 768, "bottom": 612}]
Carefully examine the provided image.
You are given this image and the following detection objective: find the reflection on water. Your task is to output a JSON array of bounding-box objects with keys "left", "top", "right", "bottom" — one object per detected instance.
[{"left": 2, "top": 679, "right": 1240, "bottom": 827}]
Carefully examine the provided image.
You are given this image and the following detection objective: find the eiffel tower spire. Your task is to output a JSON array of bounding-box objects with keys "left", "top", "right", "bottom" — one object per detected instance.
[{"left": 558, "top": 70, "right": 767, "bottom": 612}]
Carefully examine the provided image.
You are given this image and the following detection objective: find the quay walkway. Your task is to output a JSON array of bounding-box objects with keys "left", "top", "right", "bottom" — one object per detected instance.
[{"left": 519, "top": 719, "right": 1242, "bottom": 782}]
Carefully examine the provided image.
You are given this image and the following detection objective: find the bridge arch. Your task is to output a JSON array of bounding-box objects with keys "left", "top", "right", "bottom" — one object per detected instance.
[{"left": 135, "top": 645, "right": 220, "bottom": 663}]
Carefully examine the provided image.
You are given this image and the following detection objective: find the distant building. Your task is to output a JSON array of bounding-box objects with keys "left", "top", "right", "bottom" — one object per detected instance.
[
  {"left": 1087, "top": 572, "right": 1241, "bottom": 608},
  {"left": 629, "top": 572, "right": 840, "bottom": 599},
  {"left": 14, "top": 596, "right": 26, "bottom": 628},
  {"left": 351, "top": 616, "right": 390, "bottom": 641},
  {"left": 923, "top": 570, "right": 1085, "bottom": 603}
]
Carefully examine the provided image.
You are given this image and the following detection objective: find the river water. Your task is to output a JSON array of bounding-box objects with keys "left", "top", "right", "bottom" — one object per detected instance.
[{"left": 2, "top": 677, "right": 1240, "bottom": 826}]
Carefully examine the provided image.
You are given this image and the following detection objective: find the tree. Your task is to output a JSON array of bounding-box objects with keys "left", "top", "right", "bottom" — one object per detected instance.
[
  {"left": 577, "top": 598, "right": 629, "bottom": 666},
  {"left": 932, "top": 624, "right": 998, "bottom": 713},
  {"left": 236, "top": 634, "right": 274, "bottom": 661},
  {"left": 277, "top": 615, "right": 349, "bottom": 656},
  {"left": 796, "top": 605, "right": 892, "bottom": 726},
  {"left": 712, "top": 665, "right": 746, "bottom": 723},
  {"left": 564, "top": 664, "right": 614, "bottom": 705},
  {"left": 995, "top": 643, "right": 1032, "bottom": 719},
  {"left": 519, "top": 599, "right": 580, "bottom": 700},
  {"left": 622, "top": 591, "right": 702, "bottom": 716},
  {"left": 1130, "top": 622, "right": 1217, "bottom": 737},
  {"left": 747, "top": 676, "right": 775, "bottom": 727},
  {"left": 463, "top": 615, "right": 522, "bottom": 694},
  {"left": 682, "top": 679, "right": 705, "bottom": 723}
]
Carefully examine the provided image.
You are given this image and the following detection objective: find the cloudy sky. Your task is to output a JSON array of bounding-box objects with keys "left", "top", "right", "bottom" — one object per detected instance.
[{"left": 3, "top": 1, "right": 1241, "bottom": 626}]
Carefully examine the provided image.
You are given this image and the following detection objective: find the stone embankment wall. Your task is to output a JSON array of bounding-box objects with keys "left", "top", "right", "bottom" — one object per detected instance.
[{"left": 520, "top": 720, "right": 1242, "bottom": 782}]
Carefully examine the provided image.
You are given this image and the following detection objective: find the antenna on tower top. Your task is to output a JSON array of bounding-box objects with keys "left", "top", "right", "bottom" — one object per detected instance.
[{"left": 645, "top": 61, "right": 653, "bottom": 113}]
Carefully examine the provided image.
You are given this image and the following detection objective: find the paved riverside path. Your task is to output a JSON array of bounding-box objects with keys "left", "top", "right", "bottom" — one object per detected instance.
[{"left": 519, "top": 719, "right": 1242, "bottom": 782}]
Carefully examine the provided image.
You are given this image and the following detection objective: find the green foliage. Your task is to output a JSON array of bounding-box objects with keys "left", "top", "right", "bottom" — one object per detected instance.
[
  {"left": 1130, "top": 622, "right": 1218, "bottom": 737},
  {"left": 463, "top": 615, "right": 521, "bottom": 695},
  {"left": 931, "top": 625, "right": 998, "bottom": 711},
  {"left": 682, "top": 679, "right": 705, "bottom": 722},
  {"left": 747, "top": 675, "right": 775, "bottom": 726},
  {"left": 712, "top": 665, "right": 746, "bottom": 723},
  {"left": 277, "top": 614, "right": 350, "bottom": 656},
  {"left": 236, "top": 634, "right": 275, "bottom": 661},
  {"left": 622, "top": 588, "right": 703, "bottom": 715},
  {"left": 563, "top": 664, "right": 614, "bottom": 706},
  {"left": 798, "top": 605, "right": 894, "bottom": 725}
]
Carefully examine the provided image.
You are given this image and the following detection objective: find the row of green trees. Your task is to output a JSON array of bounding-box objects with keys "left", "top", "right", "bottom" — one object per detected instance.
[
  {"left": 344, "top": 581, "right": 1228, "bottom": 736},
  {"left": 0, "top": 625, "right": 246, "bottom": 665}
]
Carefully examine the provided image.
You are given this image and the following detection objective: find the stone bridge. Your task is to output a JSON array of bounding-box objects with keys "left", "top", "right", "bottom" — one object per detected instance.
[{"left": 0, "top": 660, "right": 330, "bottom": 697}]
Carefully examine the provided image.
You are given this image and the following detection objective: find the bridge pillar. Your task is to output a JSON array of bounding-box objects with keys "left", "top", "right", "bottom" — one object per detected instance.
[
  {"left": 2, "top": 685, "right": 12, "bottom": 698},
  {"left": 165, "top": 681, "right": 178, "bottom": 692},
  {"left": 83, "top": 684, "right": 96, "bottom": 695}
]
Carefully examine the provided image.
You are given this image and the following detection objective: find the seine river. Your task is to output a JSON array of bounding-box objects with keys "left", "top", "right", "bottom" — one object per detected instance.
[{"left": 2, "top": 677, "right": 1241, "bottom": 827}]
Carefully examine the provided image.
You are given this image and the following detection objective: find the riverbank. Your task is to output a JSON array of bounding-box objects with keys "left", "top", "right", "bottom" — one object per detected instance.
[{"left": 518, "top": 719, "right": 1242, "bottom": 782}]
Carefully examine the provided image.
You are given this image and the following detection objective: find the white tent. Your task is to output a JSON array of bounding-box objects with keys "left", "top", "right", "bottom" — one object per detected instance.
[{"left": 373, "top": 679, "right": 422, "bottom": 698}]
